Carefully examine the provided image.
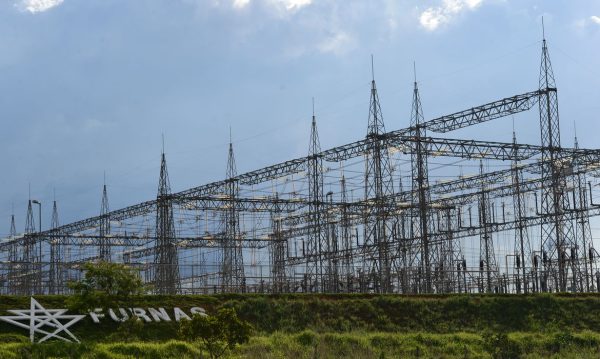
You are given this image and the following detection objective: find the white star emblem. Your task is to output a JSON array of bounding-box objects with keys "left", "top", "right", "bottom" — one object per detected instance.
[{"left": 0, "top": 297, "right": 85, "bottom": 343}]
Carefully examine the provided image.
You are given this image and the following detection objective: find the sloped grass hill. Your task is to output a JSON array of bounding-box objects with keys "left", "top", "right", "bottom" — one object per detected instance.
[{"left": 1, "top": 293, "right": 600, "bottom": 342}]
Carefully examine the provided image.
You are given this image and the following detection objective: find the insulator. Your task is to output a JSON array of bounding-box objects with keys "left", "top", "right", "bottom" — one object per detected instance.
[
  {"left": 516, "top": 255, "right": 521, "bottom": 268},
  {"left": 543, "top": 251, "right": 548, "bottom": 263},
  {"left": 590, "top": 248, "right": 595, "bottom": 261},
  {"left": 571, "top": 248, "right": 576, "bottom": 260},
  {"left": 462, "top": 259, "right": 467, "bottom": 269},
  {"left": 479, "top": 260, "right": 484, "bottom": 271},
  {"left": 533, "top": 256, "right": 538, "bottom": 268}
]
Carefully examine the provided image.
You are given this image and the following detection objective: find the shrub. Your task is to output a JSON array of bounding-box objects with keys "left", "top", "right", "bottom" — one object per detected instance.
[
  {"left": 67, "top": 262, "right": 145, "bottom": 312},
  {"left": 482, "top": 331, "right": 522, "bottom": 359},
  {"left": 180, "top": 307, "right": 252, "bottom": 359}
]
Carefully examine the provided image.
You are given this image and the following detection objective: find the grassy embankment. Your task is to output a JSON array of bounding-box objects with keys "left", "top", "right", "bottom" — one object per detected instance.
[{"left": 1, "top": 293, "right": 600, "bottom": 358}]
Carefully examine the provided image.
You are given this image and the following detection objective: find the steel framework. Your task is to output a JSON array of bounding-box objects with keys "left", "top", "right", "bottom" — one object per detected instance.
[{"left": 2, "top": 39, "right": 600, "bottom": 295}]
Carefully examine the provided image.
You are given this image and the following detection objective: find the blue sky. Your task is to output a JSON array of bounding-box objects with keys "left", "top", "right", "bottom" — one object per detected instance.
[{"left": 1, "top": 0, "right": 599, "bottom": 235}]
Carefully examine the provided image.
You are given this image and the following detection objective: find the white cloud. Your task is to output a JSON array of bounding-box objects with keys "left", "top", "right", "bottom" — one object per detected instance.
[
  {"left": 419, "top": 0, "right": 484, "bottom": 31},
  {"left": 317, "top": 31, "right": 356, "bottom": 55},
  {"left": 278, "top": 0, "right": 311, "bottom": 11},
  {"left": 233, "top": 0, "right": 251, "bottom": 9},
  {"left": 231, "top": 0, "right": 311, "bottom": 12},
  {"left": 591, "top": 16, "right": 600, "bottom": 25},
  {"left": 15, "top": 0, "right": 64, "bottom": 14}
]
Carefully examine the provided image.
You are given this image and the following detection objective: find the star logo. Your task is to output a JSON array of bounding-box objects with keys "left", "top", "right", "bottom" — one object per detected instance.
[{"left": 0, "top": 297, "right": 85, "bottom": 343}]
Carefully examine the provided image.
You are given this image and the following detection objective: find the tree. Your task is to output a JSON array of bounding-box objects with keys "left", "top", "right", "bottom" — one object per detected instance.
[
  {"left": 67, "top": 262, "right": 144, "bottom": 312},
  {"left": 179, "top": 308, "right": 252, "bottom": 359}
]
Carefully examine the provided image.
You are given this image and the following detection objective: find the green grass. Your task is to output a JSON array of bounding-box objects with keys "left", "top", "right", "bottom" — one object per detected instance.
[
  {"left": 2, "top": 294, "right": 600, "bottom": 357},
  {"left": 0, "top": 331, "right": 599, "bottom": 358},
  {"left": 3, "top": 293, "right": 600, "bottom": 341}
]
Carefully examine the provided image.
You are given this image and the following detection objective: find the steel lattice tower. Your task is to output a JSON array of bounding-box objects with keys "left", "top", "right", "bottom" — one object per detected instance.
[
  {"left": 339, "top": 172, "right": 355, "bottom": 292},
  {"left": 269, "top": 192, "right": 286, "bottom": 293},
  {"left": 573, "top": 134, "right": 594, "bottom": 292},
  {"left": 307, "top": 107, "right": 325, "bottom": 291},
  {"left": 23, "top": 200, "right": 37, "bottom": 295},
  {"left": 478, "top": 161, "right": 498, "bottom": 292},
  {"left": 154, "top": 152, "right": 180, "bottom": 294},
  {"left": 7, "top": 212, "right": 17, "bottom": 294},
  {"left": 512, "top": 131, "right": 533, "bottom": 293},
  {"left": 221, "top": 139, "right": 245, "bottom": 292},
  {"left": 363, "top": 59, "right": 395, "bottom": 293},
  {"left": 409, "top": 70, "right": 434, "bottom": 293},
  {"left": 538, "top": 35, "right": 577, "bottom": 292},
  {"left": 99, "top": 183, "right": 111, "bottom": 262},
  {"left": 49, "top": 200, "right": 62, "bottom": 294}
]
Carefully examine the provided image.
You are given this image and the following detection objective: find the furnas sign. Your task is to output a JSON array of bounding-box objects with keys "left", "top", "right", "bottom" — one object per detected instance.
[{"left": 0, "top": 297, "right": 207, "bottom": 343}]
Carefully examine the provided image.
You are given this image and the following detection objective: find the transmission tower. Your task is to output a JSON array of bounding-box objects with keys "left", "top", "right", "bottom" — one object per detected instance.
[
  {"left": 512, "top": 131, "right": 533, "bottom": 293},
  {"left": 538, "top": 34, "right": 576, "bottom": 292},
  {"left": 23, "top": 200, "right": 37, "bottom": 295},
  {"left": 363, "top": 58, "right": 395, "bottom": 293},
  {"left": 410, "top": 67, "right": 434, "bottom": 293},
  {"left": 221, "top": 138, "right": 245, "bottom": 292},
  {"left": 49, "top": 200, "right": 62, "bottom": 294},
  {"left": 153, "top": 152, "right": 180, "bottom": 294},
  {"left": 572, "top": 134, "right": 593, "bottom": 291},
  {"left": 99, "top": 182, "right": 111, "bottom": 262},
  {"left": 307, "top": 104, "right": 325, "bottom": 291},
  {"left": 269, "top": 192, "right": 287, "bottom": 293},
  {"left": 479, "top": 161, "right": 498, "bottom": 293},
  {"left": 7, "top": 211, "right": 17, "bottom": 294}
]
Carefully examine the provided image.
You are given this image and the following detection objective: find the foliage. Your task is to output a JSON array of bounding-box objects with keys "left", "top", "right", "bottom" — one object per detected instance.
[
  {"left": 0, "top": 333, "right": 28, "bottom": 343},
  {"left": 66, "top": 262, "right": 144, "bottom": 312},
  {"left": 179, "top": 307, "right": 252, "bottom": 358},
  {"left": 110, "top": 316, "right": 146, "bottom": 342},
  {"left": 1, "top": 294, "right": 600, "bottom": 342},
  {"left": 0, "top": 332, "right": 598, "bottom": 358},
  {"left": 482, "top": 331, "right": 522, "bottom": 359}
]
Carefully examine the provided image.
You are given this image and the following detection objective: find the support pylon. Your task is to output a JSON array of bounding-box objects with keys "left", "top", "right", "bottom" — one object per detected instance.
[
  {"left": 363, "top": 57, "right": 395, "bottom": 293},
  {"left": 479, "top": 161, "right": 498, "bottom": 293},
  {"left": 7, "top": 212, "right": 17, "bottom": 294},
  {"left": 512, "top": 131, "right": 532, "bottom": 294},
  {"left": 153, "top": 152, "right": 180, "bottom": 294},
  {"left": 409, "top": 66, "right": 434, "bottom": 293},
  {"left": 23, "top": 200, "right": 37, "bottom": 295},
  {"left": 221, "top": 137, "right": 245, "bottom": 292},
  {"left": 49, "top": 200, "right": 62, "bottom": 294},
  {"left": 306, "top": 103, "right": 325, "bottom": 292},
  {"left": 538, "top": 33, "right": 576, "bottom": 292},
  {"left": 99, "top": 183, "right": 111, "bottom": 262}
]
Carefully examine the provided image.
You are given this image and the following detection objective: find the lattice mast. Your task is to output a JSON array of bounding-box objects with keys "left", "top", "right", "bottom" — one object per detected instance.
[
  {"left": 99, "top": 180, "right": 111, "bottom": 262},
  {"left": 306, "top": 102, "right": 325, "bottom": 291},
  {"left": 479, "top": 161, "right": 498, "bottom": 292},
  {"left": 339, "top": 171, "right": 355, "bottom": 292},
  {"left": 409, "top": 65, "right": 434, "bottom": 293},
  {"left": 221, "top": 136, "right": 245, "bottom": 292},
  {"left": 23, "top": 199, "right": 37, "bottom": 295},
  {"left": 269, "top": 192, "right": 286, "bottom": 293},
  {"left": 7, "top": 210, "right": 18, "bottom": 294},
  {"left": 363, "top": 57, "right": 395, "bottom": 293},
  {"left": 49, "top": 199, "right": 63, "bottom": 294},
  {"left": 512, "top": 131, "right": 532, "bottom": 293},
  {"left": 538, "top": 28, "right": 576, "bottom": 292},
  {"left": 572, "top": 133, "right": 593, "bottom": 291},
  {"left": 154, "top": 152, "right": 180, "bottom": 294}
]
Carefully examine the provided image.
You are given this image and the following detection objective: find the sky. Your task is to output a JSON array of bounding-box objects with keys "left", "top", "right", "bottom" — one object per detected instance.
[{"left": 0, "top": 0, "right": 599, "bottom": 235}]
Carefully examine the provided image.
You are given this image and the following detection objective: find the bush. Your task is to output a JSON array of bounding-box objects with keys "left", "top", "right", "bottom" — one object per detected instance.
[
  {"left": 180, "top": 307, "right": 252, "bottom": 359},
  {"left": 483, "top": 331, "right": 522, "bottom": 359},
  {"left": 296, "top": 330, "right": 317, "bottom": 346},
  {"left": 67, "top": 262, "right": 145, "bottom": 312},
  {"left": 0, "top": 334, "right": 28, "bottom": 343}
]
